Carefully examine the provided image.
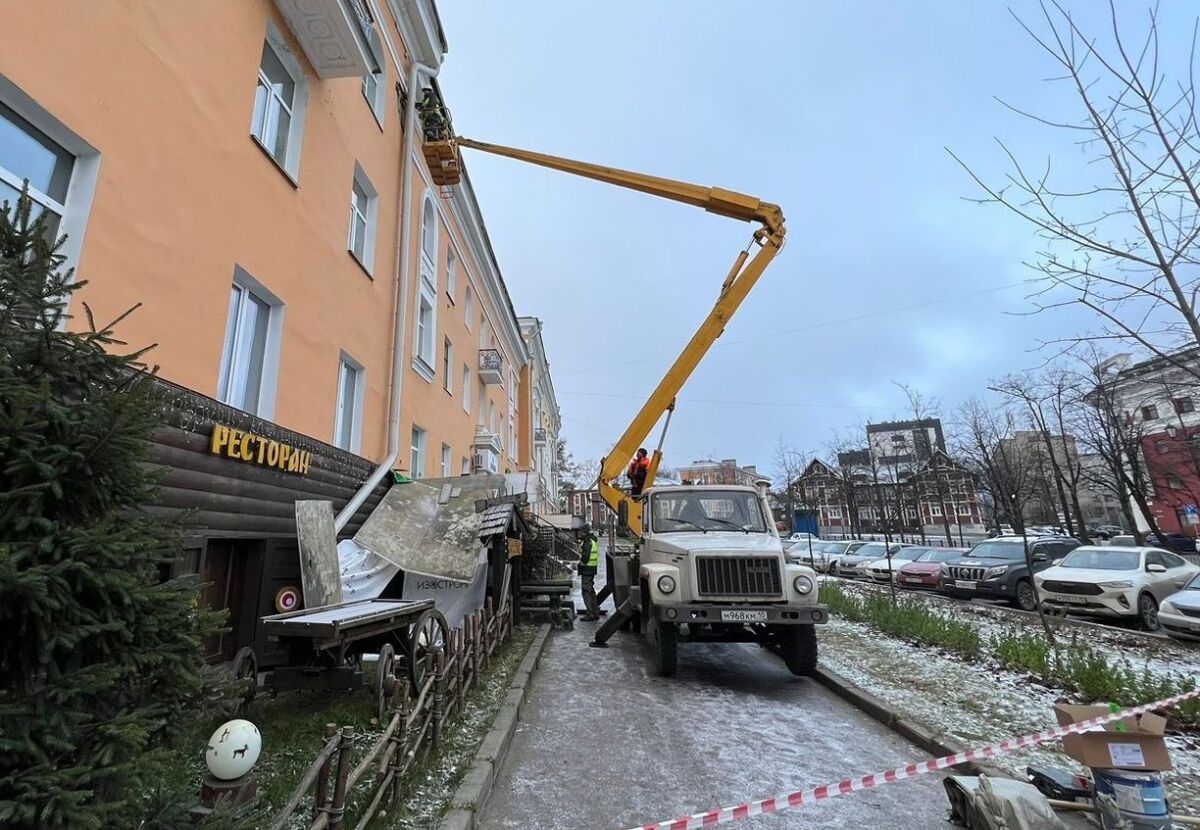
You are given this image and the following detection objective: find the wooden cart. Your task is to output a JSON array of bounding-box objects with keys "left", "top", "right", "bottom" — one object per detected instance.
[{"left": 231, "top": 598, "right": 450, "bottom": 717}]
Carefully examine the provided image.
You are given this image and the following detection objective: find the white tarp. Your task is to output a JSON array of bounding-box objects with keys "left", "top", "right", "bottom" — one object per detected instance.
[
  {"left": 401, "top": 547, "right": 488, "bottom": 629},
  {"left": 338, "top": 538, "right": 400, "bottom": 601}
]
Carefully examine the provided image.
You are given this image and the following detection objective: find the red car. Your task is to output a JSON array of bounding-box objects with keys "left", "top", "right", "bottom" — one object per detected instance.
[{"left": 898, "top": 548, "right": 968, "bottom": 588}]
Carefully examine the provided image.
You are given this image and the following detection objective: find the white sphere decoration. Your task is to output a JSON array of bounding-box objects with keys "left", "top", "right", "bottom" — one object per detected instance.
[{"left": 204, "top": 719, "right": 262, "bottom": 780}]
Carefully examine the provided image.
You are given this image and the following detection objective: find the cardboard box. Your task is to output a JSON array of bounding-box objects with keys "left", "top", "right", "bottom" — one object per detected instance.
[{"left": 1053, "top": 704, "right": 1172, "bottom": 772}]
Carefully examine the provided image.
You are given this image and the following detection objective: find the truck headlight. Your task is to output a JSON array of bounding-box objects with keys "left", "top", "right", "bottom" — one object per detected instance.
[
  {"left": 793, "top": 575, "right": 814, "bottom": 595},
  {"left": 657, "top": 575, "right": 676, "bottom": 594}
]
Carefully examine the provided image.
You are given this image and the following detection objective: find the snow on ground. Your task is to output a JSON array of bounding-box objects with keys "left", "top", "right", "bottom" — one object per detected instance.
[{"left": 819, "top": 616, "right": 1200, "bottom": 815}]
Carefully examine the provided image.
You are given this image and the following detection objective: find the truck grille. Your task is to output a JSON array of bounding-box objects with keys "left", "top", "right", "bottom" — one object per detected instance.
[
  {"left": 1041, "top": 580, "right": 1102, "bottom": 596},
  {"left": 696, "top": 557, "right": 781, "bottom": 597},
  {"left": 948, "top": 565, "right": 987, "bottom": 581}
]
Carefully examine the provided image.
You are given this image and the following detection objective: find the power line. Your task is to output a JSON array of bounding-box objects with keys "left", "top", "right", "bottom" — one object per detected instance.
[
  {"left": 557, "top": 279, "right": 1026, "bottom": 377},
  {"left": 560, "top": 390, "right": 904, "bottom": 411}
]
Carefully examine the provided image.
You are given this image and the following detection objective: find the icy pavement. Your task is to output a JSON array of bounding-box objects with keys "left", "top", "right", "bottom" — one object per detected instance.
[
  {"left": 478, "top": 622, "right": 959, "bottom": 830},
  {"left": 819, "top": 618, "right": 1200, "bottom": 816}
]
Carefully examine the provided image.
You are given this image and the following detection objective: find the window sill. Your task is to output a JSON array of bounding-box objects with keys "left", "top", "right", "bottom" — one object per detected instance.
[
  {"left": 249, "top": 134, "right": 299, "bottom": 189},
  {"left": 348, "top": 249, "right": 374, "bottom": 279},
  {"left": 411, "top": 357, "right": 436, "bottom": 383}
]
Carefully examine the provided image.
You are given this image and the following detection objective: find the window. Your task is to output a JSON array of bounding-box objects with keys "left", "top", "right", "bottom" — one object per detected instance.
[
  {"left": 827, "top": 506, "right": 842, "bottom": 519},
  {"left": 931, "top": 503, "right": 943, "bottom": 516},
  {"left": 348, "top": 165, "right": 378, "bottom": 272},
  {"left": 1156, "top": 440, "right": 1171, "bottom": 455},
  {"left": 441, "top": 444, "right": 452, "bottom": 477},
  {"left": 461, "top": 457, "right": 470, "bottom": 475},
  {"left": 957, "top": 503, "right": 972, "bottom": 516},
  {"left": 1175, "top": 398, "right": 1196, "bottom": 414},
  {"left": 250, "top": 30, "right": 307, "bottom": 178},
  {"left": 480, "top": 317, "right": 488, "bottom": 349},
  {"left": 443, "top": 337, "right": 453, "bottom": 392},
  {"left": 410, "top": 426, "right": 426, "bottom": 479},
  {"left": 508, "top": 368, "right": 518, "bottom": 456},
  {"left": 413, "top": 194, "right": 438, "bottom": 378},
  {"left": 333, "top": 356, "right": 364, "bottom": 452},
  {"left": 1142, "top": 405, "right": 1160, "bottom": 421},
  {"left": 461, "top": 364, "right": 471, "bottom": 413},
  {"left": 361, "top": 64, "right": 386, "bottom": 127},
  {"left": 0, "top": 92, "right": 98, "bottom": 275},
  {"left": 464, "top": 286, "right": 474, "bottom": 330},
  {"left": 1166, "top": 473, "right": 1184, "bottom": 490},
  {"left": 217, "top": 273, "right": 282, "bottom": 417},
  {"left": 446, "top": 249, "right": 457, "bottom": 300}
]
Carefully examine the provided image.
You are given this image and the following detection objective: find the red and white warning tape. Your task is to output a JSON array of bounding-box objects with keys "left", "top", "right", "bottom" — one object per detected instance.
[{"left": 624, "top": 688, "right": 1200, "bottom": 830}]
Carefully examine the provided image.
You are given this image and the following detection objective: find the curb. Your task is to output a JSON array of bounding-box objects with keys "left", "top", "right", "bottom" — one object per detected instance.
[
  {"left": 437, "top": 623, "right": 553, "bottom": 830},
  {"left": 813, "top": 666, "right": 989, "bottom": 776}
]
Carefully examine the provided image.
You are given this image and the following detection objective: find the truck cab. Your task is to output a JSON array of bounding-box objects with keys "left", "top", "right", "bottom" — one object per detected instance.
[{"left": 630, "top": 483, "right": 827, "bottom": 676}]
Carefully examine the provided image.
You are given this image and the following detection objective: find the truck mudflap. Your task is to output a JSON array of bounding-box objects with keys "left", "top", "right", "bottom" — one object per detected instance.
[{"left": 654, "top": 603, "right": 827, "bottom": 625}]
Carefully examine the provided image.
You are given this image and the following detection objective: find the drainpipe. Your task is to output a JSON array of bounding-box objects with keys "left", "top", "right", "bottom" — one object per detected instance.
[{"left": 336, "top": 59, "right": 439, "bottom": 532}]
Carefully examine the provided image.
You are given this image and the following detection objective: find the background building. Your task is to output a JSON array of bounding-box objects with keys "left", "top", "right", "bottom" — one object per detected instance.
[
  {"left": 677, "top": 458, "right": 766, "bottom": 487},
  {"left": 866, "top": 418, "right": 945, "bottom": 466},
  {"left": 519, "top": 317, "right": 562, "bottom": 514}
]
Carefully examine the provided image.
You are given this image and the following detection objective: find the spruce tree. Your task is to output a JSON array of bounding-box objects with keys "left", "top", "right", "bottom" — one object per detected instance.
[{"left": 0, "top": 189, "right": 218, "bottom": 828}]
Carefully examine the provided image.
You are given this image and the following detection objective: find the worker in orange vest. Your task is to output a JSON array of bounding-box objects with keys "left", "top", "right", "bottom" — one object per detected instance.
[{"left": 628, "top": 448, "right": 651, "bottom": 496}]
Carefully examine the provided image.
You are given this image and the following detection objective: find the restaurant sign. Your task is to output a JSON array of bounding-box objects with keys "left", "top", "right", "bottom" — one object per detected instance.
[{"left": 210, "top": 424, "right": 312, "bottom": 475}]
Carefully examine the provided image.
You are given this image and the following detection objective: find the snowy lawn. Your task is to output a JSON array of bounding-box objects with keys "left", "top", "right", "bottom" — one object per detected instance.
[{"left": 817, "top": 586, "right": 1200, "bottom": 816}]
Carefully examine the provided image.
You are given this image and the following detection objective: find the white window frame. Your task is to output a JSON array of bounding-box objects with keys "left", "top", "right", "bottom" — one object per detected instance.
[
  {"left": 462, "top": 364, "right": 471, "bottom": 413},
  {"left": 250, "top": 24, "right": 308, "bottom": 181},
  {"left": 442, "top": 337, "right": 453, "bottom": 393},
  {"left": 333, "top": 353, "right": 365, "bottom": 453},
  {"left": 461, "top": 456, "right": 470, "bottom": 476},
  {"left": 348, "top": 164, "right": 378, "bottom": 273},
  {"left": 0, "top": 74, "right": 100, "bottom": 300},
  {"left": 412, "top": 193, "right": 438, "bottom": 380},
  {"left": 361, "top": 62, "right": 387, "bottom": 129},
  {"left": 216, "top": 266, "right": 284, "bottom": 419},
  {"left": 931, "top": 503, "right": 943, "bottom": 517},
  {"left": 464, "top": 285, "right": 474, "bottom": 331},
  {"left": 441, "top": 443, "right": 452, "bottom": 477},
  {"left": 410, "top": 425, "right": 426, "bottom": 479},
  {"left": 446, "top": 247, "right": 457, "bottom": 301},
  {"left": 828, "top": 506, "right": 842, "bottom": 519}
]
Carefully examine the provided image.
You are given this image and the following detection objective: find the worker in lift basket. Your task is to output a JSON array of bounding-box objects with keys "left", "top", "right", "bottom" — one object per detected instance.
[
  {"left": 628, "top": 448, "right": 651, "bottom": 496},
  {"left": 578, "top": 526, "right": 601, "bottom": 621}
]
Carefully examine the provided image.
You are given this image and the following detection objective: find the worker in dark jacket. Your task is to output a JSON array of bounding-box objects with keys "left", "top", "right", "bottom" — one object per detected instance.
[
  {"left": 627, "top": 448, "right": 651, "bottom": 496},
  {"left": 578, "top": 527, "right": 600, "bottom": 621}
]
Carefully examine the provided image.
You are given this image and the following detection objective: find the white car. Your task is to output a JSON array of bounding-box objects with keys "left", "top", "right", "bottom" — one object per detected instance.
[
  {"left": 1035, "top": 546, "right": 1200, "bottom": 630},
  {"left": 1160, "top": 572, "right": 1200, "bottom": 642},
  {"left": 867, "top": 548, "right": 925, "bottom": 584},
  {"left": 789, "top": 532, "right": 820, "bottom": 543}
]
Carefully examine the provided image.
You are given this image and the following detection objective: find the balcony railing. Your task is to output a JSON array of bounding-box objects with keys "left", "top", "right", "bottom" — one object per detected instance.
[
  {"left": 273, "top": 0, "right": 384, "bottom": 79},
  {"left": 478, "top": 349, "right": 503, "bottom": 385}
]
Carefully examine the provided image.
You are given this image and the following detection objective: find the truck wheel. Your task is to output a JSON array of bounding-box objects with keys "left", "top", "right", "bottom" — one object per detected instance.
[
  {"left": 651, "top": 617, "right": 677, "bottom": 677},
  {"left": 1014, "top": 579, "right": 1037, "bottom": 612},
  {"left": 783, "top": 625, "right": 818, "bottom": 677}
]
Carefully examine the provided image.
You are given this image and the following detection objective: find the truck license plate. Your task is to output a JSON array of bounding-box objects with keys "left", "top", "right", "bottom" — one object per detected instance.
[
  {"left": 721, "top": 610, "right": 768, "bottom": 623},
  {"left": 954, "top": 580, "right": 977, "bottom": 590}
]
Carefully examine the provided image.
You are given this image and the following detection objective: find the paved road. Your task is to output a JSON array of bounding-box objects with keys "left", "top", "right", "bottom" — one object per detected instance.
[{"left": 480, "top": 615, "right": 956, "bottom": 830}]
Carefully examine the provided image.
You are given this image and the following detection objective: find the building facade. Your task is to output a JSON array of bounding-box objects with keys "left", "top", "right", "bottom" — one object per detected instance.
[
  {"left": 866, "top": 418, "right": 945, "bottom": 466},
  {"left": 677, "top": 458, "right": 766, "bottom": 487},
  {"left": 519, "top": 317, "right": 562, "bottom": 515},
  {"left": 0, "top": 0, "right": 555, "bottom": 659}
]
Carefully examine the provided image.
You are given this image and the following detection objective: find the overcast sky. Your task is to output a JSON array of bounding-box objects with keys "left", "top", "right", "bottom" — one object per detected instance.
[{"left": 436, "top": 1, "right": 1195, "bottom": 478}]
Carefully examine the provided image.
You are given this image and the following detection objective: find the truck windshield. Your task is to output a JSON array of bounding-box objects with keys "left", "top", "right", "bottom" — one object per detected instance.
[{"left": 650, "top": 490, "right": 767, "bottom": 533}]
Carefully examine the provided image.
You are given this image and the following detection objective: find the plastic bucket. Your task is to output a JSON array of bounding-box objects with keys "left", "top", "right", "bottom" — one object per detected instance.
[{"left": 1092, "top": 768, "right": 1169, "bottom": 830}]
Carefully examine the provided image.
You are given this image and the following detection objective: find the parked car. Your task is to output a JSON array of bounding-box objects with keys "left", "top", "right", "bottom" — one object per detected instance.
[
  {"left": 1159, "top": 572, "right": 1200, "bottom": 642},
  {"left": 1036, "top": 546, "right": 1200, "bottom": 630},
  {"left": 867, "top": 547, "right": 926, "bottom": 584},
  {"left": 1105, "top": 532, "right": 1198, "bottom": 554},
  {"left": 1089, "top": 524, "right": 1126, "bottom": 540},
  {"left": 833, "top": 541, "right": 913, "bottom": 579},
  {"left": 787, "top": 540, "right": 865, "bottom": 573},
  {"left": 788, "top": 532, "right": 820, "bottom": 543},
  {"left": 941, "top": 536, "right": 1080, "bottom": 610},
  {"left": 898, "top": 548, "right": 969, "bottom": 588}
]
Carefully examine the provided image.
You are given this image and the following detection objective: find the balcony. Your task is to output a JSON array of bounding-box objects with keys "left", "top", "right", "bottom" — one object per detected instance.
[
  {"left": 473, "top": 426, "right": 502, "bottom": 455},
  {"left": 534, "top": 427, "right": 547, "bottom": 447},
  {"left": 478, "top": 348, "right": 503, "bottom": 385},
  {"left": 273, "top": 0, "right": 384, "bottom": 79}
]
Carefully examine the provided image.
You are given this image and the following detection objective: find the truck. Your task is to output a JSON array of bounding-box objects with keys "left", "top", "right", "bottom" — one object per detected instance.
[{"left": 423, "top": 129, "right": 826, "bottom": 677}]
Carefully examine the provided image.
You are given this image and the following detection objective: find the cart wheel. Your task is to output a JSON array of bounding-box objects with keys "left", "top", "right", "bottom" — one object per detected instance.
[
  {"left": 408, "top": 609, "right": 449, "bottom": 690},
  {"left": 375, "top": 643, "right": 397, "bottom": 719},
  {"left": 230, "top": 646, "right": 258, "bottom": 709}
]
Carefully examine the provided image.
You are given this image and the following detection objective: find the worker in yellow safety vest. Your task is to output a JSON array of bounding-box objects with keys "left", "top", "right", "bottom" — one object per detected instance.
[{"left": 578, "top": 527, "right": 600, "bottom": 621}]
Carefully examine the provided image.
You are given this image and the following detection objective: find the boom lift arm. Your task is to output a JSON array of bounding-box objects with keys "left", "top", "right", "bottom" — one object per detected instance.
[{"left": 441, "top": 137, "right": 786, "bottom": 536}]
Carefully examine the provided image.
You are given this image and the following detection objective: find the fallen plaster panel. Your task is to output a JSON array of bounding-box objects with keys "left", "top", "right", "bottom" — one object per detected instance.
[
  {"left": 296, "top": 500, "right": 343, "bottom": 607},
  {"left": 354, "top": 474, "right": 506, "bottom": 581}
]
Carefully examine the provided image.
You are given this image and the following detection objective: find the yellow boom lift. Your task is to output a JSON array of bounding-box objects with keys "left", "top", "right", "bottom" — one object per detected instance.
[{"left": 424, "top": 136, "right": 786, "bottom": 535}]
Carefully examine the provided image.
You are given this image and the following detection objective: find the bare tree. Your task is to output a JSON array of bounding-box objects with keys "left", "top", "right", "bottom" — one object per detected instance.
[
  {"left": 773, "top": 440, "right": 811, "bottom": 534},
  {"left": 953, "top": 396, "right": 1058, "bottom": 639},
  {"left": 951, "top": 2, "right": 1200, "bottom": 374}
]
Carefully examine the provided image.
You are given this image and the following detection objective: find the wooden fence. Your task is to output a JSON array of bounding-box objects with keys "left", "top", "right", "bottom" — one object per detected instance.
[{"left": 268, "top": 588, "right": 514, "bottom": 830}]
